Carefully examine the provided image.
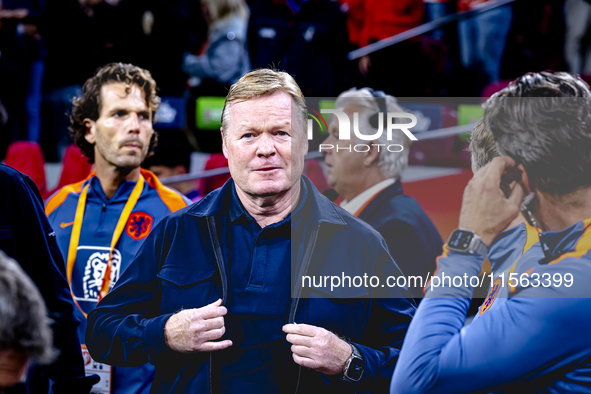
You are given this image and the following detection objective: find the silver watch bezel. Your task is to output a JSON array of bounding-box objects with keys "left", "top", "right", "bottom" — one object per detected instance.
[{"left": 447, "top": 228, "right": 489, "bottom": 255}]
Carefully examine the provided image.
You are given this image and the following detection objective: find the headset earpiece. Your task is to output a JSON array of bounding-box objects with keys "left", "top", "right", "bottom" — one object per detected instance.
[{"left": 367, "top": 88, "right": 388, "bottom": 129}]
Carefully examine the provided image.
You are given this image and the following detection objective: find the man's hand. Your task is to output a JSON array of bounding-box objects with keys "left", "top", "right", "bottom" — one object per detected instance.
[
  {"left": 283, "top": 324, "right": 352, "bottom": 375},
  {"left": 164, "top": 299, "right": 232, "bottom": 353},
  {"left": 459, "top": 156, "right": 525, "bottom": 246}
]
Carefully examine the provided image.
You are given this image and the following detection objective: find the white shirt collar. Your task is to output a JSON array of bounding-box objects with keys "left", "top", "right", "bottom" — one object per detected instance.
[{"left": 340, "top": 178, "right": 396, "bottom": 215}]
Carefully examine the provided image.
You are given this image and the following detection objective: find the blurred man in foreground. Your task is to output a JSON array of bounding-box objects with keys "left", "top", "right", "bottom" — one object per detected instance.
[
  {"left": 391, "top": 72, "right": 591, "bottom": 393},
  {"left": 0, "top": 163, "right": 97, "bottom": 393},
  {"left": 0, "top": 250, "right": 54, "bottom": 393}
]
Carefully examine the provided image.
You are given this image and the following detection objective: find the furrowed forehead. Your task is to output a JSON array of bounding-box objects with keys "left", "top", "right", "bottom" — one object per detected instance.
[{"left": 227, "top": 92, "right": 294, "bottom": 128}]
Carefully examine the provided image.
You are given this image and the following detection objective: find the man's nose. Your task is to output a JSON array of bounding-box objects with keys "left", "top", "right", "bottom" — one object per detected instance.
[
  {"left": 256, "top": 134, "right": 276, "bottom": 157},
  {"left": 127, "top": 113, "right": 141, "bottom": 133},
  {"left": 321, "top": 135, "right": 334, "bottom": 155}
]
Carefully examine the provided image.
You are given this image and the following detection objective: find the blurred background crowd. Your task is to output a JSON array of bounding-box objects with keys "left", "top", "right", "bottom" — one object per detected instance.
[{"left": 0, "top": 0, "right": 580, "bottom": 203}]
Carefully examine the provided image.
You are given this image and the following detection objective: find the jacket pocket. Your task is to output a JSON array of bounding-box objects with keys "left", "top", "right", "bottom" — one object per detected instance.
[{"left": 157, "top": 266, "right": 217, "bottom": 312}]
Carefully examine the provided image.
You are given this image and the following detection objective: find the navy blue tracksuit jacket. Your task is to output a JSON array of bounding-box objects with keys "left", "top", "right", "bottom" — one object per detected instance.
[{"left": 86, "top": 176, "right": 416, "bottom": 393}]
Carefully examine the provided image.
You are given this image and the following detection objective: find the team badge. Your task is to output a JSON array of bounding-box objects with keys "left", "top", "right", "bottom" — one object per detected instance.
[
  {"left": 126, "top": 212, "right": 153, "bottom": 241},
  {"left": 78, "top": 246, "right": 122, "bottom": 304},
  {"left": 480, "top": 277, "right": 502, "bottom": 315}
]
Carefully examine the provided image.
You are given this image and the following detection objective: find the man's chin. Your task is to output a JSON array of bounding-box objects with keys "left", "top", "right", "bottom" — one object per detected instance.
[
  {"left": 245, "top": 182, "right": 292, "bottom": 198},
  {"left": 115, "top": 159, "right": 143, "bottom": 172}
]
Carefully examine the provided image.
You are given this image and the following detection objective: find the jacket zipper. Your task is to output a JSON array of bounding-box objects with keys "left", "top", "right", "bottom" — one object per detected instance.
[
  {"left": 205, "top": 217, "right": 321, "bottom": 394},
  {"left": 288, "top": 223, "right": 320, "bottom": 394},
  {"left": 206, "top": 216, "right": 228, "bottom": 394}
]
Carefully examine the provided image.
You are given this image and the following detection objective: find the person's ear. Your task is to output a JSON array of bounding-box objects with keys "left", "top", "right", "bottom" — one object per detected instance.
[
  {"left": 302, "top": 133, "right": 309, "bottom": 156},
  {"left": 363, "top": 140, "right": 380, "bottom": 167},
  {"left": 83, "top": 118, "right": 96, "bottom": 144},
  {"left": 221, "top": 127, "right": 228, "bottom": 159},
  {"left": 517, "top": 164, "right": 531, "bottom": 195}
]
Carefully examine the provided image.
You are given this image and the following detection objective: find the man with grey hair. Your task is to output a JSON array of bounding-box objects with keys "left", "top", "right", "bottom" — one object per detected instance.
[
  {"left": 0, "top": 250, "right": 54, "bottom": 392},
  {"left": 322, "top": 87, "right": 442, "bottom": 298},
  {"left": 87, "top": 69, "right": 415, "bottom": 393},
  {"left": 392, "top": 71, "right": 591, "bottom": 393},
  {"left": 468, "top": 118, "right": 499, "bottom": 173}
]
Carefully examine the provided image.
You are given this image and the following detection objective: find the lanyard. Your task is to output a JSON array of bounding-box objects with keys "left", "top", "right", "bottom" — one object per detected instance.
[
  {"left": 66, "top": 175, "right": 145, "bottom": 317},
  {"left": 506, "top": 222, "right": 539, "bottom": 292},
  {"left": 353, "top": 188, "right": 387, "bottom": 217}
]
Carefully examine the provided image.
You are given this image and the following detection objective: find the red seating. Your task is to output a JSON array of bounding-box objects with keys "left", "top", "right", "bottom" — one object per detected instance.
[
  {"left": 48, "top": 144, "right": 92, "bottom": 197},
  {"left": 5, "top": 141, "right": 47, "bottom": 196},
  {"left": 200, "top": 153, "right": 231, "bottom": 196}
]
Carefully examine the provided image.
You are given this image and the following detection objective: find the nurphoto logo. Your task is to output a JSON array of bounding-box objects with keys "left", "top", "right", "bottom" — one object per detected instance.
[{"left": 308, "top": 109, "right": 418, "bottom": 153}]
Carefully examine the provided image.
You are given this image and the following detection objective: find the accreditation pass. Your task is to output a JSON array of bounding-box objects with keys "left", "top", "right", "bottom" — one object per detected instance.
[{"left": 81, "top": 344, "right": 112, "bottom": 394}]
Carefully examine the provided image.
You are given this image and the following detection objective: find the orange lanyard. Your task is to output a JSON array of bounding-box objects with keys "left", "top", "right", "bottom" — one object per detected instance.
[
  {"left": 66, "top": 175, "right": 145, "bottom": 317},
  {"left": 353, "top": 189, "right": 386, "bottom": 217},
  {"left": 506, "top": 223, "right": 539, "bottom": 292}
]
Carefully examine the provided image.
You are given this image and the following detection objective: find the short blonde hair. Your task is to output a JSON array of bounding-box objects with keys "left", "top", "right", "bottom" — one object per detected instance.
[{"left": 222, "top": 68, "right": 307, "bottom": 136}]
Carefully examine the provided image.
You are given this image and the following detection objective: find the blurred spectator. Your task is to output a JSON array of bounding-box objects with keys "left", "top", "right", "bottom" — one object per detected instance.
[
  {"left": 183, "top": 0, "right": 250, "bottom": 96},
  {"left": 142, "top": 129, "right": 199, "bottom": 200},
  {"left": 41, "top": 0, "right": 122, "bottom": 162},
  {"left": 248, "top": 0, "right": 349, "bottom": 96},
  {"left": 352, "top": 0, "right": 429, "bottom": 97},
  {"left": 113, "top": 0, "right": 206, "bottom": 96},
  {"left": 0, "top": 0, "right": 47, "bottom": 159},
  {"left": 0, "top": 250, "right": 54, "bottom": 392},
  {"left": 321, "top": 88, "right": 443, "bottom": 299},
  {"left": 0, "top": 164, "right": 98, "bottom": 393},
  {"left": 424, "top": 0, "right": 454, "bottom": 40},
  {"left": 458, "top": 0, "right": 513, "bottom": 95},
  {"left": 565, "top": 0, "right": 591, "bottom": 75}
]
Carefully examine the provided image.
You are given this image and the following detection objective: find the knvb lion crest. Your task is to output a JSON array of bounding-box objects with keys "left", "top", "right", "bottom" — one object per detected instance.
[
  {"left": 126, "top": 212, "right": 153, "bottom": 241},
  {"left": 81, "top": 247, "right": 122, "bottom": 302},
  {"left": 480, "top": 277, "right": 502, "bottom": 315}
]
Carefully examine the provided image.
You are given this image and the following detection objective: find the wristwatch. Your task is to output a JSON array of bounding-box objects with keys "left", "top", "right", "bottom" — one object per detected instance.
[
  {"left": 341, "top": 343, "right": 364, "bottom": 382},
  {"left": 446, "top": 228, "right": 489, "bottom": 255}
]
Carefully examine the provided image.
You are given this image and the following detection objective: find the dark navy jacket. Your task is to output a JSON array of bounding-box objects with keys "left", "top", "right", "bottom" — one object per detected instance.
[
  {"left": 0, "top": 164, "right": 97, "bottom": 393},
  {"left": 86, "top": 176, "right": 416, "bottom": 393},
  {"left": 356, "top": 181, "right": 443, "bottom": 299}
]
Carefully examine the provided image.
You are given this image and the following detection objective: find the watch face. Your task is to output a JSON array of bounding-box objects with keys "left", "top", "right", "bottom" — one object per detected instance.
[
  {"left": 345, "top": 357, "right": 364, "bottom": 381},
  {"left": 448, "top": 230, "right": 474, "bottom": 250}
]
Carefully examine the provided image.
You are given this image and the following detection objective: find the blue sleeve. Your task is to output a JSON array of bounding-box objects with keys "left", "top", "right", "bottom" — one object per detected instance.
[
  {"left": 352, "top": 243, "right": 416, "bottom": 392},
  {"left": 390, "top": 251, "right": 591, "bottom": 394},
  {"left": 10, "top": 174, "right": 98, "bottom": 393},
  {"left": 86, "top": 219, "right": 174, "bottom": 367}
]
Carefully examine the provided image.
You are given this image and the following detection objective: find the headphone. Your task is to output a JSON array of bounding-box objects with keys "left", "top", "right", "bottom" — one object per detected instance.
[{"left": 366, "top": 88, "right": 388, "bottom": 129}]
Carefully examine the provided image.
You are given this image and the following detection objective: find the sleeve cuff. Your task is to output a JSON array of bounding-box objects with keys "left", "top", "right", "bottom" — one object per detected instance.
[
  {"left": 343, "top": 341, "right": 386, "bottom": 390},
  {"left": 144, "top": 313, "right": 174, "bottom": 364},
  {"left": 426, "top": 251, "right": 487, "bottom": 299}
]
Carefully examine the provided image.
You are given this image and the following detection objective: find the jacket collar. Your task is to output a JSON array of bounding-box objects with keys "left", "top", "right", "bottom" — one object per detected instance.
[
  {"left": 86, "top": 171, "right": 148, "bottom": 204},
  {"left": 186, "top": 176, "right": 347, "bottom": 227},
  {"left": 356, "top": 180, "right": 404, "bottom": 219},
  {"left": 539, "top": 218, "right": 591, "bottom": 260}
]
